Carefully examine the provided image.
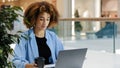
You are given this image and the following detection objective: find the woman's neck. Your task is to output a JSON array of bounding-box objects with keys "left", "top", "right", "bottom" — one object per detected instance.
[{"left": 34, "top": 28, "right": 45, "bottom": 38}]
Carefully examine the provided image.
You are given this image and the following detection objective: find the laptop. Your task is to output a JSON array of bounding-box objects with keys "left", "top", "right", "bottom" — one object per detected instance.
[{"left": 44, "top": 48, "right": 87, "bottom": 68}]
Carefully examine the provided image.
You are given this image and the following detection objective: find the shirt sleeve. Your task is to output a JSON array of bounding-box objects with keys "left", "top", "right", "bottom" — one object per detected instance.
[
  {"left": 12, "top": 34, "right": 29, "bottom": 68},
  {"left": 54, "top": 34, "right": 64, "bottom": 59}
]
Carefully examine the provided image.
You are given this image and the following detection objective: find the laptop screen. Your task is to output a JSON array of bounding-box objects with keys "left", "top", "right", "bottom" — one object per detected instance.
[{"left": 55, "top": 48, "right": 87, "bottom": 68}]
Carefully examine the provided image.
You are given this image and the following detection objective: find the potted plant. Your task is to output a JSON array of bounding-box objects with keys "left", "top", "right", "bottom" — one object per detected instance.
[
  {"left": 74, "top": 9, "right": 82, "bottom": 32},
  {"left": 74, "top": 9, "right": 82, "bottom": 39},
  {"left": 0, "top": 5, "right": 23, "bottom": 67}
]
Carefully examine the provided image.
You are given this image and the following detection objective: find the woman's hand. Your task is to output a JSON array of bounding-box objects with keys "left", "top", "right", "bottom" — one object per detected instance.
[{"left": 25, "top": 63, "right": 38, "bottom": 68}]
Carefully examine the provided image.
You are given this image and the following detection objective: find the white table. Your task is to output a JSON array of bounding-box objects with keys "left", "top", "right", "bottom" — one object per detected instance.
[
  {"left": 83, "top": 50, "right": 120, "bottom": 68},
  {"left": 44, "top": 50, "right": 120, "bottom": 68}
]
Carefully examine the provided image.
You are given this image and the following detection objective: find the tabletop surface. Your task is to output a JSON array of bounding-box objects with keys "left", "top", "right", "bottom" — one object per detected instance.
[{"left": 83, "top": 50, "right": 120, "bottom": 68}]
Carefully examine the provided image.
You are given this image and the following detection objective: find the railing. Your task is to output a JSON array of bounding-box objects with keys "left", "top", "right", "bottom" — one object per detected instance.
[{"left": 59, "top": 18, "right": 120, "bottom": 21}]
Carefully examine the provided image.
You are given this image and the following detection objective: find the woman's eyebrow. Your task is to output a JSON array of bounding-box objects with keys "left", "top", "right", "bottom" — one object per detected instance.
[
  {"left": 47, "top": 17, "right": 50, "bottom": 18},
  {"left": 39, "top": 16, "right": 50, "bottom": 18},
  {"left": 40, "top": 16, "right": 44, "bottom": 18}
]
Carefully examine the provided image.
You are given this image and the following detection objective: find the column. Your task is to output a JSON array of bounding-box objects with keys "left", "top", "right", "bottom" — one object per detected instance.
[
  {"left": 93, "top": 0, "right": 101, "bottom": 32},
  {"left": 57, "top": 0, "right": 72, "bottom": 37},
  {"left": 117, "top": 0, "right": 120, "bottom": 34}
]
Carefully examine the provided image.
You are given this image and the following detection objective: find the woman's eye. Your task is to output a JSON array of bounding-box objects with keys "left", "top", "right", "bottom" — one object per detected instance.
[
  {"left": 39, "top": 18, "right": 50, "bottom": 21},
  {"left": 40, "top": 18, "right": 43, "bottom": 21},
  {"left": 47, "top": 18, "right": 50, "bottom": 21}
]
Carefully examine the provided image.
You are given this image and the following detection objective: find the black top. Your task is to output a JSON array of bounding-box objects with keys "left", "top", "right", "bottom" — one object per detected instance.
[{"left": 35, "top": 36, "right": 51, "bottom": 64}]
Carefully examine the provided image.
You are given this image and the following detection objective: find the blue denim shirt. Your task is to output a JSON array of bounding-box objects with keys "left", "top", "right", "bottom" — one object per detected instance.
[{"left": 12, "top": 28, "right": 64, "bottom": 68}]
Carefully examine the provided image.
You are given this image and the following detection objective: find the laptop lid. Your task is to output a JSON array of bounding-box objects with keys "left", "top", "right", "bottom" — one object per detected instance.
[{"left": 55, "top": 48, "right": 87, "bottom": 68}]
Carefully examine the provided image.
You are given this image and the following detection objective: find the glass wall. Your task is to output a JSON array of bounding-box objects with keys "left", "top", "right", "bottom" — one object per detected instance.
[{"left": 55, "top": 18, "right": 120, "bottom": 54}]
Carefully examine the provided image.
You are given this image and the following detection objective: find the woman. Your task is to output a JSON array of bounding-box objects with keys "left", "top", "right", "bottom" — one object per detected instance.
[{"left": 12, "top": 1, "right": 64, "bottom": 68}]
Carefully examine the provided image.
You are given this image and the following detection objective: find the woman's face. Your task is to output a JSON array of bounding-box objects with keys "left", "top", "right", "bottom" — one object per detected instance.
[{"left": 35, "top": 12, "right": 50, "bottom": 30}]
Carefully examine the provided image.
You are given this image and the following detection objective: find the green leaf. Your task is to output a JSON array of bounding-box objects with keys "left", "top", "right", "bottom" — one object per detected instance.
[{"left": 0, "top": 5, "right": 23, "bottom": 67}]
